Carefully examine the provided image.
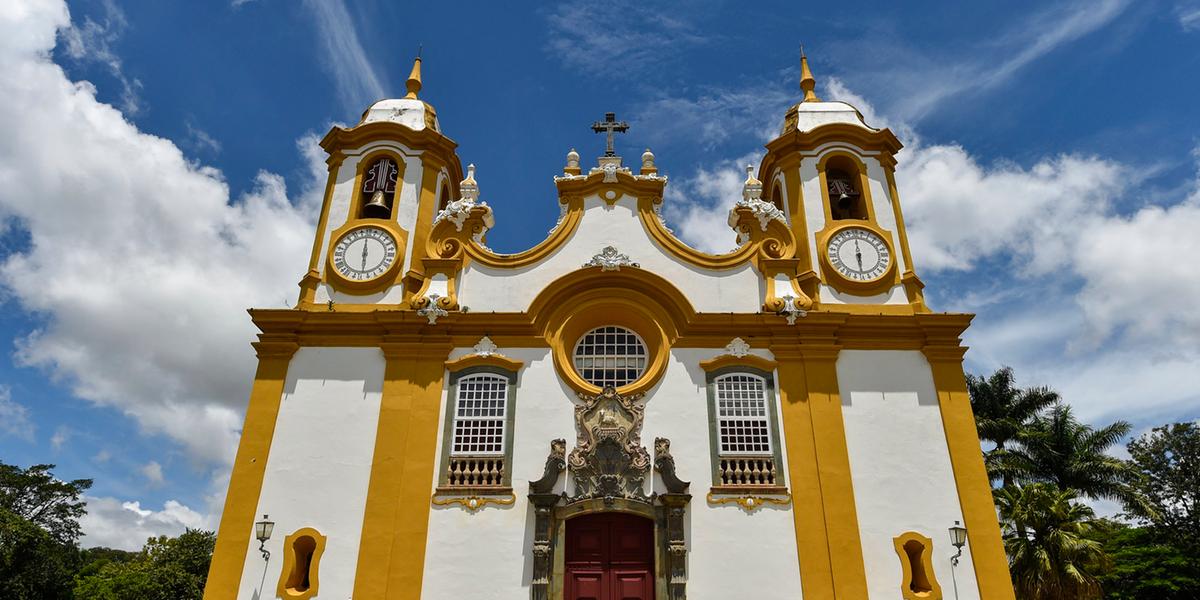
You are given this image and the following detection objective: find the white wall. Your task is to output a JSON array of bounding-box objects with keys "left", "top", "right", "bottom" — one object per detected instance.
[
  {"left": 420, "top": 345, "right": 805, "bottom": 599},
  {"left": 237, "top": 347, "right": 385, "bottom": 600},
  {"left": 838, "top": 350, "right": 980, "bottom": 600},
  {"left": 458, "top": 195, "right": 762, "bottom": 314}
]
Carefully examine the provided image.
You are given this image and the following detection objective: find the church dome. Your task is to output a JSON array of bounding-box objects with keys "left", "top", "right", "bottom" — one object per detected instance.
[{"left": 357, "top": 57, "right": 440, "bottom": 132}]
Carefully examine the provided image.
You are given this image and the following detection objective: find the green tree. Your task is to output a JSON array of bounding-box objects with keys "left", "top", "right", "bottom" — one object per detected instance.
[
  {"left": 72, "top": 529, "right": 216, "bottom": 600},
  {"left": 967, "top": 366, "right": 1060, "bottom": 485},
  {"left": 1124, "top": 422, "right": 1200, "bottom": 557},
  {"left": 1091, "top": 520, "right": 1200, "bottom": 600},
  {"left": 997, "top": 483, "right": 1107, "bottom": 600},
  {"left": 1000, "top": 405, "right": 1137, "bottom": 505},
  {"left": 0, "top": 462, "right": 92, "bottom": 544}
]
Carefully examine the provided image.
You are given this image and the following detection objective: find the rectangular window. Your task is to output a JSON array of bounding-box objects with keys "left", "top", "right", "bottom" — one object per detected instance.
[
  {"left": 438, "top": 368, "right": 517, "bottom": 492},
  {"left": 706, "top": 369, "right": 787, "bottom": 492}
]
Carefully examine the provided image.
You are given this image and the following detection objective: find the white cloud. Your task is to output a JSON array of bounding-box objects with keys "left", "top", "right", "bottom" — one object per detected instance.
[
  {"left": 634, "top": 87, "right": 794, "bottom": 151},
  {"left": 58, "top": 0, "right": 142, "bottom": 115},
  {"left": 0, "top": 385, "right": 34, "bottom": 441},
  {"left": 545, "top": 0, "right": 707, "bottom": 75},
  {"left": 662, "top": 152, "right": 759, "bottom": 254},
  {"left": 0, "top": 1, "right": 319, "bottom": 468},
  {"left": 1178, "top": 2, "right": 1200, "bottom": 31},
  {"left": 80, "top": 496, "right": 210, "bottom": 550},
  {"left": 50, "top": 425, "right": 70, "bottom": 450},
  {"left": 92, "top": 449, "right": 111, "bottom": 463},
  {"left": 185, "top": 121, "right": 221, "bottom": 155},
  {"left": 300, "top": 0, "right": 387, "bottom": 113},
  {"left": 140, "top": 460, "right": 165, "bottom": 486}
]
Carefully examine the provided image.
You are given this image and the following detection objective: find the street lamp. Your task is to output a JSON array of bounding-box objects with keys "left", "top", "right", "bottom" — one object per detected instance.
[
  {"left": 255, "top": 514, "right": 275, "bottom": 561},
  {"left": 948, "top": 520, "right": 968, "bottom": 566}
]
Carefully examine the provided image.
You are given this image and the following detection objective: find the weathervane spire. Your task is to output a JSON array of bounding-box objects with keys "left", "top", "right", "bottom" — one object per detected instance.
[
  {"left": 800, "top": 45, "right": 820, "bottom": 103},
  {"left": 405, "top": 52, "right": 423, "bottom": 100}
]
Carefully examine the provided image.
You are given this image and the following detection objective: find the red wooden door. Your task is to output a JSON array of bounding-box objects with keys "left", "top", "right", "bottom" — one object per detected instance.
[{"left": 565, "top": 513, "right": 655, "bottom": 600}]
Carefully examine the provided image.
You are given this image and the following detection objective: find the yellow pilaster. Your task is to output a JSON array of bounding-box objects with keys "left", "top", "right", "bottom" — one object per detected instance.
[
  {"left": 923, "top": 344, "right": 1016, "bottom": 600},
  {"left": 352, "top": 339, "right": 452, "bottom": 599},
  {"left": 203, "top": 338, "right": 299, "bottom": 600},
  {"left": 773, "top": 343, "right": 869, "bottom": 599}
]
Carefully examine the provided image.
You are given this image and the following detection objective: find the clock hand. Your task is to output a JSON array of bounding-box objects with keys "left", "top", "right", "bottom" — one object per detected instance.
[
  {"left": 855, "top": 240, "right": 863, "bottom": 271},
  {"left": 360, "top": 239, "right": 369, "bottom": 270}
]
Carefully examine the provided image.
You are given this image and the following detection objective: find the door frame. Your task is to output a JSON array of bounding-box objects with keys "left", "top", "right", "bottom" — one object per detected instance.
[{"left": 551, "top": 499, "right": 668, "bottom": 600}]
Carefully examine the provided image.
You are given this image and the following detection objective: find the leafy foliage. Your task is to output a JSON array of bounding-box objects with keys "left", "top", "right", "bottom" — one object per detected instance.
[
  {"left": 72, "top": 529, "right": 216, "bottom": 600},
  {"left": 0, "top": 508, "right": 80, "bottom": 600},
  {"left": 0, "top": 462, "right": 92, "bottom": 545},
  {"left": 997, "top": 483, "right": 1107, "bottom": 600},
  {"left": 1124, "top": 423, "right": 1200, "bottom": 556},
  {"left": 967, "top": 366, "right": 1060, "bottom": 486},
  {"left": 1091, "top": 520, "right": 1200, "bottom": 600}
]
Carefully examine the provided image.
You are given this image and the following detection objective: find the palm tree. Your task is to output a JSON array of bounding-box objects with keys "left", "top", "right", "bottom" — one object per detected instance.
[
  {"left": 1001, "top": 404, "right": 1137, "bottom": 505},
  {"left": 996, "top": 483, "right": 1108, "bottom": 600},
  {"left": 967, "top": 367, "right": 1060, "bottom": 485}
]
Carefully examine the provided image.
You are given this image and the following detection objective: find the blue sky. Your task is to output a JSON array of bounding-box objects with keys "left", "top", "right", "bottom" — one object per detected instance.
[{"left": 0, "top": 0, "right": 1197, "bottom": 548}]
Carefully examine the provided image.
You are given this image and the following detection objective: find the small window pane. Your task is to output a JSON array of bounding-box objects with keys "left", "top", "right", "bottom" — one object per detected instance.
[
  {"left": 715, "top": 373, "right": 772, "bottom": 455},
  {"left": 572, "top": 326, "right": 647, "bottom": 388},
  {"left": 451, "top": 374, "right": 507, "bottom": 456}
]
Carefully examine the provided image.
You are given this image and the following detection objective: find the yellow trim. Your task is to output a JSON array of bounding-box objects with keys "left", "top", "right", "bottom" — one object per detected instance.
[
  {"left": 884, "top": 166, "right": 929, "bottom": 310},
  {"left": 324, "top": 220, "right": 409, "bottom": 295},
  {"left": 706, "top": 490, "right": 792, "bottom": 511},
  {"left": 548, "top": 300, "right": 671, "bottom": 397},
  {"left": 768, "top": 122, "right": 904, "bottom": 157},
  {"left": 772, "top": 343, "right": 869, "bottom": 600},
  {"left": 298, "top": 160, "right": 340, "bottom": 306},
  {"left": 276, "top": 527, "right": 327, "bottom": 600},
  {"left": 698, "top": 354, "right": 778, "bottom": 373},
  {"left": 817, "top": 151, "right": 878, "bottom": 224},
  {"left": 347, "top": 149, "right": 409, "bottom": 222},
  {"left": 892, "top": 532, "right": 943, "bottom": 600},
  {"left": 430, "top": 491, "right": 516, "bottom": 511},
  {"left": 444, "top": 353, "right": 524, "bottom": 373},
  {"left": 352, "top": 341, "right": 452, "bottom": 600},
  {"left": 922, "top": 342, "right": 1017, "bottom": 600},
  {"left": 203, "top": 341, "right": 298, "bottom": 600}
]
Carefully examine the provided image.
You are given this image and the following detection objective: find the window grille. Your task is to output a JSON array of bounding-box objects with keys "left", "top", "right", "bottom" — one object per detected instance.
[
  {"left": 715, "top": 374, "right": 772, "bottom": 455},
  {"left": 572, "top": 326, "right": 647, "bottom": 388},
  {"left": 451, "top": 374, "right": 508, "bottom": 456}
]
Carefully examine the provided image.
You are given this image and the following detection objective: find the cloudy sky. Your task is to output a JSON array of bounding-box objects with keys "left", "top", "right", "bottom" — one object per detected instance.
[{"left": 0, "top": 0, "right": 1197, "bottom": 550}]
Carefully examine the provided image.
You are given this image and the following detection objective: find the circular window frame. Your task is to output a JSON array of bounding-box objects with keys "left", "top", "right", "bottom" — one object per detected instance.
[{"left": 572, "top": 326, "right": 649, "bottom": 389}]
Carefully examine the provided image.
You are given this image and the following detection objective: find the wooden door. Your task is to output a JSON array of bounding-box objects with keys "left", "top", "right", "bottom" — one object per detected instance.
[{"left": 565, "top": 512, "right": 655, "bottom": 600}]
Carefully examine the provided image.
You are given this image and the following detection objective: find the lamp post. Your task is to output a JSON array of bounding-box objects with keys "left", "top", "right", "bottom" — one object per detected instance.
[
  {"left": 948, "top": 520, "right": 968, "bottom": 600},
  {"left": 255, "top": 514, "right": 275, "bottom": 561}
]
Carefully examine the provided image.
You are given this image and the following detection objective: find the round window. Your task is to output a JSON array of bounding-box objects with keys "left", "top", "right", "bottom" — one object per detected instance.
[{"left": 573, "top": 326, "right": 648, "bottom": 388}]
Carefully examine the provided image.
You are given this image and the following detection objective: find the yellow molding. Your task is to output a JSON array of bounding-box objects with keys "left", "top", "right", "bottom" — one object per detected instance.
[
  {"left": 345, "top": 148, "right": 410, "bottom": 223},
  {"left": 320, "top": 121, "right": 462, "bottom": 178},
  {"left": 923, "top": 348, "right": 1017, "bottom": 600},
  {"left": 352, "top": 342, "right": 452, "bottom": 600},
  {"left": 430, "top": 491, "right": 516, "bottom": 511},
  {"left": 706, "top": 490, "right": 792, "bottom": 511},
  {"left": 767, "top": 122, "right": 904, "bottom": 157},
  {"left": 698, "top": 354, "right": 778, "bottom": 373},
  {"left": 816, "top": 151, "right": 880, "bottom": 224},
  {"left": 444, "top": 353, "right": 524, "bottom": 373},
  {"left": 323, "top": 220, "right": 409, "bottom": 295},
  {"left": 815, "top": 220, "right": 902, "bottom": 297},
  {"left": 276, "top": 527, "right": 327, "bottom": 600},
  {"left": 772, "top": 344, "right": 869, "bottom": 599},
  {"left": 892, "top": 531, "right": 943, "bottom": 600},
  {"left": 203, "top": 343, "right": 298, "bottom": 600}
]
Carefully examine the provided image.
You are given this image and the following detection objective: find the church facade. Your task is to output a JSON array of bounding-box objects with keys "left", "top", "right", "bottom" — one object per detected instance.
[{"left": 203, "top": 56, "right": 1015, "bottom": 600}]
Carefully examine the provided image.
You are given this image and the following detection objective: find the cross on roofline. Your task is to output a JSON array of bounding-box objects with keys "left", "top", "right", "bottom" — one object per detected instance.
[{"left": 591, "top": 112, "right": 629, "bottom": 157}]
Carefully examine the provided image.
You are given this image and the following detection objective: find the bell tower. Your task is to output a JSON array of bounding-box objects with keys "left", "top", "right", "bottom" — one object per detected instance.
[
  {"left": 297, "top": 57, "right": 465, "bottom": 309},
  {"left": 758, "top": 52, "right": 926, "bottom": 313}
]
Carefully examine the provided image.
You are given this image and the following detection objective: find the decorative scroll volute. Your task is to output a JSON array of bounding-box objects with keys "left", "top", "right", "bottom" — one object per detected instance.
[
  {"left": 427, "top": 202, "right": 495, "bottom": 262},
  {"left": 567, "top": 387, "right": 652, "bottom": 504}
]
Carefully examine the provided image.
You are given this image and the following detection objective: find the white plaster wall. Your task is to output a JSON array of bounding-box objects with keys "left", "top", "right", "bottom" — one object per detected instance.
[
  {"left": 838, "top": 350, "right": 981, "bottom": 600},
  {"left": 457, "top": 195, "right": 761, "bottom": 313},
  {"left": 237, "top": 347, "right": 385, "bottom": 600},
  {"left": 420, "top": 345, "right": 804, "bottom": 599}
]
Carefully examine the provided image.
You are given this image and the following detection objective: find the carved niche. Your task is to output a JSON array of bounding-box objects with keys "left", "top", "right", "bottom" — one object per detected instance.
[{"left": 567, "top": 386, "right": 652, "bottom": 504}]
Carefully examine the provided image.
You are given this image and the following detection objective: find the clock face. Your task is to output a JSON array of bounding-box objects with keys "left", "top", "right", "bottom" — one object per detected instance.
[
  {"left": 827, "top": 227, "right": 891, "bottom": 282},
  {"left": 332, "top": 226, "right": 398, "bottom": 281}
]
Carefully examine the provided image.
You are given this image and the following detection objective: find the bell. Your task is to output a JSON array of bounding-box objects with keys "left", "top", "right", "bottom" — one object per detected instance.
[
  {"left": 362, "top": 189, "right": 391, "bottom": 218},
  {"left": 836, "top": 192, "right": 854, "bottom": 212}
]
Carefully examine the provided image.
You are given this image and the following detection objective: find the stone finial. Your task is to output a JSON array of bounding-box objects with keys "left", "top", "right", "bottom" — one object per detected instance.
[
  {"left": 405, "top": 56, "right": 422, "bottom": 99},
  {"left": 564, "top": 148, "right": 581, "bottom": 175},
  {"left": 640, "top": 148, "right": 657, "bottom": 175},
  {"left": 800, "top": 49, "right": 820, "bottom": 103},
  {"left": 459, "top": 164, "right": 479, "bottom": 201},
  {"left": 742, "top": 164, "right": 763, "bottom": 202}
]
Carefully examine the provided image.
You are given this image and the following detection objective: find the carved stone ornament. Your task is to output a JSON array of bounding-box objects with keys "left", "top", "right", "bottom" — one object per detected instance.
[
  {"left": 776, "top": 294, "right": 807, "bottom": 325},
  {"left": 727, "top": 163, "right": 785, "bottom": 233},
  {"left": 582, "top": 246, "right": 639, "bottom": 271},
  {"left": 654, "top": 438, "right": 690, "bottom": 494},
  {"left": 567, "top": 387, "right": 652, "bottom": 505},
  {"left": 433, "top": 163, "right": 496, "bottom": 233},
  {"left": 416, "top": 293, "right": 449, "bottom": 324},
  {"left": 724, "top": 337, "right": 752, "bottom": 358},
  {"left": 472, "top": 336, "right": 500, "bottom": 357},
  {"left": 529, "top": 438, "right": 566, "bottom": 494}
]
